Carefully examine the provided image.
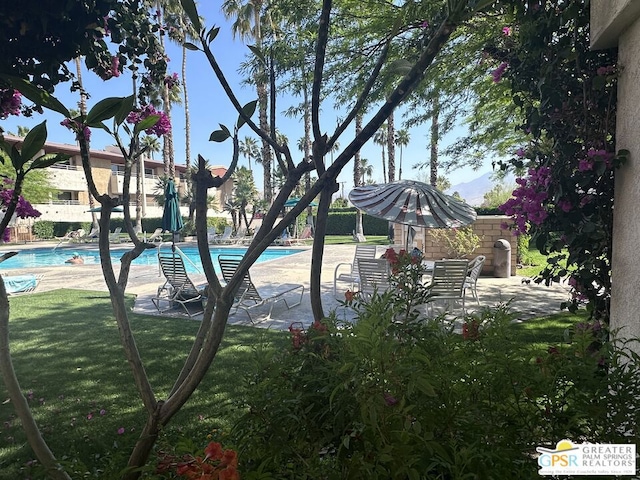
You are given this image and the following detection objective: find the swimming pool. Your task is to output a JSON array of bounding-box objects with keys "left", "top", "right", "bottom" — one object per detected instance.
[{"left": 0, "top": 245, "right": 305, "bottom": 274}]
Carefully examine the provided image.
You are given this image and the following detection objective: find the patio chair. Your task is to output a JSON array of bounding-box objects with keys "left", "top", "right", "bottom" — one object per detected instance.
[
  {"left": 76, "top": 227, "right": 99, "bottom": 243},
  {"left": 424, "top": 259, "right": 469, "bottom": 316},
  {"left": 109, "top": 227, "right": 122, "bottom": 244},
  {"left": 333, "top": 244, "right": 377, "bottom": 297},
  {"left": 147, "top": 228, "right": 164, "bottom": 243},
  {"left": 152, "top": 251, "right": 208, "bottom": 317},
  {"left": 207, "top": 227, "right": 217, "bottom": 243},
  {"left": 211, "top": 226, "right": 232, "bottom": 244},
  {"left": 218, "top": 254, "right": 304, "bottom": 324},
  {"left": 357, "top": 258, "right": 391, "bottom": 300},
  {"left": 464, "top": 255, "right": 486, "bottom": 304}
]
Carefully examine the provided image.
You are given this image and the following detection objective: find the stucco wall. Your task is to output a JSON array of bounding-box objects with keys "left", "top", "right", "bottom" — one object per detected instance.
[
  {"left": 608, "top": 19, "right": 640, "bottom": 339},
  {"left": 392, "top": 216, "right": 517, "bottom": 276}
]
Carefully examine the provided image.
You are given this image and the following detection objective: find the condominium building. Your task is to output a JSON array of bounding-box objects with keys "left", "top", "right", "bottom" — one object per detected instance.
[{"left": 2, "top": 134, "right": 232, "bottom": 223}]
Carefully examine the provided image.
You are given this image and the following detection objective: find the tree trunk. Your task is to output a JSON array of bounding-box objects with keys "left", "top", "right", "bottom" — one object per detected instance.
[
  {"left": 310, "top": 183, "right": 337, "bottom": 322},
  {"left": 387, "top": 111, "right": 395, "bottom": 182},
  {"left": 354, "top": 114, "right": 365, "bottom": 238},
  {"left": 430, "top": 98, "right": 440, "bottom": 187},
  {"left": 183, "top": 44, "right": 193, "bottom": 220}
]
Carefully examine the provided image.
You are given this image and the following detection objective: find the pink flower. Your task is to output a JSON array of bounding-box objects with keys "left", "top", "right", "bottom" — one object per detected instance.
[
  {"left": 61, "top": 118, "right": 91, "bottom": 142},
  {"left": 110, "top": 56, "right": 120, "bottom": 78},
  {"left": 421, "top": 20, "right": 429, "bottom": 28},
  {"left": 515, "top": 147, "right": 525, "bottom": 157},
  {"left": 117, "top": 427, "right": 125, "bottom": 435},
  {"left": 558, "top": 199, "right": 572, "bottom": 213},
  {"left": 87, "top": 413, "right": 93, "bottom": 420},
  {"left": 502, "top": 26, "right": 512, "bottom": 36}
]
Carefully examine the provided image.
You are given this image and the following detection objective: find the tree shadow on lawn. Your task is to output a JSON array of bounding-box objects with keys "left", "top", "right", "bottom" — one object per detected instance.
[{"left": 0, "top": 289, "right": 287, "bottom": 479}]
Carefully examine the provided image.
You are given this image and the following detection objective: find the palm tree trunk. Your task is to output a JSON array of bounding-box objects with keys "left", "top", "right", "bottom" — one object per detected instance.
[
  {"left": 387, "top": 111, "right": 395, "bottom": 182},
  {"left": 354, "top": 115, "right": 365, "bottom": 238},
  {"left": 430, "top": 98, "right": 440, "bottom": 187},
  {"left": 75, "top": 57, "right": 99, "bottom": 231}
]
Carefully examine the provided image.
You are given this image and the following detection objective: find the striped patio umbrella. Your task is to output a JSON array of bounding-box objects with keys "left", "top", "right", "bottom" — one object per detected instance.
[
  {"left": 161, "top": 178, "right": 183, "bottom": 246},
  {"left": 349, "top": 180, "right": 477, "bottom": 247}
]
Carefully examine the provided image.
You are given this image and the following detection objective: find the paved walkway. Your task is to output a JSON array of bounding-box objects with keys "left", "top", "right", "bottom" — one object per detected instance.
[{"left": 1, "top": 242, "right": 572, "bottom": 330}]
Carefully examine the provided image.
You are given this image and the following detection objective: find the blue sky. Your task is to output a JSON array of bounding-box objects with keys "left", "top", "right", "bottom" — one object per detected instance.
[{"left": 1, "top": 3, "right": 496, "bottom": 195}]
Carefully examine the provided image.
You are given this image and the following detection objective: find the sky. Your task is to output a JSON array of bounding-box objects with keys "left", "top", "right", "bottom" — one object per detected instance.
[{"left": 0, "top": 3, "right": 498, "bottom": 197}]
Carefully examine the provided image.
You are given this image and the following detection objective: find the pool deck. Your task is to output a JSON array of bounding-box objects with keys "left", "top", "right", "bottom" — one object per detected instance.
[{"left": 0, "top": 241, "right": 573, "bottom": 330}]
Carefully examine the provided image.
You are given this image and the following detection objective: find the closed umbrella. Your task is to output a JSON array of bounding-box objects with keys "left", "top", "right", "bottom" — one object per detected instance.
[
  {"left": 161, "top": 178, "right": 183, "bottom": 246},
  {"left": 349, "top": 179, "right": 477, "bottom": 248}
]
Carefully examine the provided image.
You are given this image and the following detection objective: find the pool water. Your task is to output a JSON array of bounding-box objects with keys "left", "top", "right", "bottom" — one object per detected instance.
[{"left": 0, "top": 245, "right": 304, "bottom": 274}]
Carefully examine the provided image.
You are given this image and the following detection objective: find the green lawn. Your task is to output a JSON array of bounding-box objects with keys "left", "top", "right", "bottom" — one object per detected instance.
[
  {"left": 0, "top": 289, "right": 584, "bottom": 478},
  {"left": 323, "top": 235, "right": 390, "bottom": 245}
]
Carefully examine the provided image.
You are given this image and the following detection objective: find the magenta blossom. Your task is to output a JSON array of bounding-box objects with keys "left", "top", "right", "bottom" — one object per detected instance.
[
  {"left": 502, "top": 26, "right": 512, "bottom": 36},
  {"left": 491, "top": 62, "right": 508, "bottom": 83},
  {"left": 126, "top": 105, "right": 171, "bottom": 136},
  {"left": 557, "top": 199, "right": 572, "bottom": 213},
  {"left": 164, "top": 72, "right": 179, "bottom": 90},
  {"left": 500, "top": 166, "right": 551, "bottom": 235},
  {"left": 61, "top": 118, "right": 91, "bottom": 142},
  {"left": 515, "top": 147, "right": 525, "bottom": 157},
  {"left": 0, "top": 89, "right": 21, "bottom": 119}
]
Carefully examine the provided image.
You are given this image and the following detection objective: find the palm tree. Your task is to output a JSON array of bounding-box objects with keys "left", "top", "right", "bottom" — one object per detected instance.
[
  {"left": 387, "top": 112, "right": 395, "bottom": 182},
  {"left": 360, "top": 158, "right": 374, "bottom": 184},
  {"left": 239, "top": 136, "right": 260, "bottom": 171},
  {"left": 141, "top": 136, "right": 161, "bottom": 160},
  {"left": 222, "top": 0, "right": 274, "bottom": 203},
  {"left": 395, "top": 129, "right": 410, "bottom": 180},
  {"left": 373, "top": 125, "right": 387, "bottom": 183},
  {"left": 232, "top": 165, "right": 259, "bottom": 230}
]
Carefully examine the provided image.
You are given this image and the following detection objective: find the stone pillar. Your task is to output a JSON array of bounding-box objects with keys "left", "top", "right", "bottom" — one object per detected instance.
[{"left": 591, "top": 1, "right": 640, "bottom": 339}]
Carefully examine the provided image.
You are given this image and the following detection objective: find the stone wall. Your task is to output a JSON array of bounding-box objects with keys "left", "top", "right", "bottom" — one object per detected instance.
[{"left": 392, "top": 215, "right": 516, "bottom": 276}]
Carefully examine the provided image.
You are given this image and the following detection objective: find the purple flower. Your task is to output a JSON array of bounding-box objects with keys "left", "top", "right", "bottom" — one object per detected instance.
[
  {"left": 421, "top": 20, "right": 429, "bottom": 28},
  {"left": 502, "top": 26, "right": 512, "bottom": 36},
  {"left": 578, "top": 159, "right": 593, "bottom": 172},
  {"left": 110, "top": 56, "right": 120, "bottom": 78},
  {"left": 164, "top": 72, "right": 179, "bottom": 89},
  {"left": 558, "top": 199, "right": 572, "bottom": 213},
  {"left": 491, "top": 62, "right": 508, "bottom": 83},
  {"left": 515, "top": 147, "right": 525, "bottom": 157},
  {"left": 126, "top": 105, "right": 171, "bottom": 137},
  {"left": 383, "top": 392, "right": 398, "bottom": 406},
  {"left": 61, "top": 118, "right": 91, "bottom": 142},
  {"left": 117, "top": 427, "right": 125, "bottom": 435},
  {"left": 0, "top": 89, "right": 21, "bottom": 119}
]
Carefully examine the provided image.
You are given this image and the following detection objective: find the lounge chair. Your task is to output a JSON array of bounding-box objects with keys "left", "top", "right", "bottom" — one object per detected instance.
[
  {"left": 74, "top": 227, "right": 99, "bottom": 243},
  {"left": 109, "top": 227, "right": 122, "bottom": 244},
  {"left": 207, "top": 227, "right": 217, "bottom": 243},
  {"left": 211, "top": 226, "right": 232, "bottom": 244},
  {"left": 147, "top": 228, "right": 164, "bottom": 243},
  {"left": 333, "top": 244, "right": 378, "bottom": 297},
  {"left": 218, "top": 254, "right": 304, "bottom": 324},
  {"left": 357, "top": 258, "right": 391, "bottom": 300},
  {"left": 464, "top": 255, "right": 486, "bottom": 304},
  {"left": 3, "top": 273, "right": 43, "bottom": 295},
  {"left": 152, "top": 251, "right": 208, "bottom": 317},
  {"left": 424, "top": 259, "right": 469, "bottom": 315}
]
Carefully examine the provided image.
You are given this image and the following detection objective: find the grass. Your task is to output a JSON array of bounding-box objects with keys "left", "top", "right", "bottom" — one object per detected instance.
[
  {"left": 0, "top": 289, "right": 585, "bottom": 478},
  {"left": 0, "top": 289, "right": 288, "bottom": 479},
  {"left": 323, "top": 235, "right": 390, "bottom": 245}
]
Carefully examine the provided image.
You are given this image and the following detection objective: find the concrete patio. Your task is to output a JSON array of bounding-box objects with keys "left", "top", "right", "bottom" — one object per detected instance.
[{"left": 0, "top": 242, "right": 573, "bottom": 331}]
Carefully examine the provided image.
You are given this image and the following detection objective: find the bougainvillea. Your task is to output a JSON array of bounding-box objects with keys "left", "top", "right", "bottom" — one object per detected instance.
[
  {"left": 493, "top": 0, "right": 622, "bottom": 321},
  {"left": 126, "top": 104, "right": 171, "bottom": 136},
  {"left": 0, "top": 89, "right": 21, "bottom": 119},
  {"left": 0, "top": 184, "right": 41, "bottom": 242}
]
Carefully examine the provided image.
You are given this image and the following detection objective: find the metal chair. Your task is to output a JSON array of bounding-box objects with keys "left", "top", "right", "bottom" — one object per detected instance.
[
  {"left": 218, "top": 254, "right": 304, "bottom": 324},
  {"left": 464, "top": 255, "right": 486, "bottom": 304},
  {"left": 425, "top": 259, "right": 469, "bottom": 315},
  {"left": 152, "top": 251, "right": 207, "bottom": 317},
  {"left": 333, "top": 244, "right": 377, "bottom": 297},
  {"left": 357, "top": 258, "right": 391, "bottom": 300}
]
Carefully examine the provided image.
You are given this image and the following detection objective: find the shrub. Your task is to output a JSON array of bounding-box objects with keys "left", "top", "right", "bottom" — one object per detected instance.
[
  {"left": 430, "top": 226, "right": 482, "bottom": 258},
  {"left": 231, "top": 287, "right": 640, "bottom": 478},
  {"left": 32, "top": 220, "right": 54, "bottom": 239}
]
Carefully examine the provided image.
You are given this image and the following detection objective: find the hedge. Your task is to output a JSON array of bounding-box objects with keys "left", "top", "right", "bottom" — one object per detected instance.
[{"left": 326, "top": 212, "right": 389, "bottom": 236}]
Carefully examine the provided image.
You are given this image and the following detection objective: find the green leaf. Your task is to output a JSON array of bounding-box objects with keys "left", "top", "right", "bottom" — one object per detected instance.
[
  {"left": 207, "top": 26, "right": 220, "bottom": 43},
  {"left": 30, "top": 153, "right": 71, "bottom": 170},
  {"left": 10, "top": 144, "right": 21, "bottom": 171},
  {"left": 180, "top": 0, "right": 201, "bottom": 32},
  {"left": 220, "top": 124, "right": 231, "bottom": 137},
  {"left": 1, "top": 75, "right": 70, "bottom": 117},
  {"left": 184, "top": 42, "right": 200, "bottom": 51},
  {"left": 209, "top": 130, "right": 230, "bottom": 142},
  {"left": 248, "top": 45, "right": 266, "bottom": 66},
  {"left": 114, "top": 95, "right": 135, "bottom": 126},
  {"left": 236, "top": 100, "right": 257, "bottom": 130},
  {"left": 86, "top": 97, "right": 130, "bottom": 127},
  {"left": 20, "top": 121, "right": 48, "bottom": 166},
  {"left": 134, "top": 115, "right": 159, "bottom": 134}
]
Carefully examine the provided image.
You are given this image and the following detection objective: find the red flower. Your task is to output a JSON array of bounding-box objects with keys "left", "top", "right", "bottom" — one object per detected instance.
[
  {"left": 221, "top": 449, "right": 238, "bottom": 467},
  {"left": 204, "top": 441, "right": 223, "bottom": 461},
  {"left": 462, "top": 320, "right": 480, "bottom": 340},
  {"left": 345, "top": 289, "right": 355, "bottom": 302},
  {"left": 219, "top": 465, "right": 240, "bottom": 480}
]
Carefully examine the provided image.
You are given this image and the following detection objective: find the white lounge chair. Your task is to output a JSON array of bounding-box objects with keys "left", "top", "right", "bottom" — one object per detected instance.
[
  {"left": 333, "top": 244, "right": 377, "bottom": 297},
  {"left": 147, "top": 228, "right": 164, "bottom": 243},
  {"left": 211, "top": 226, "right": 232, "bottom": 244},
  {"left": 218, "top": 254, "right": 304, "bottom": 324},
  {"left": 3, "top": 273, "right": 44, "bottom": 295},
  {"left": 109, "top": 227, "right": 122, "bottom": 244}
]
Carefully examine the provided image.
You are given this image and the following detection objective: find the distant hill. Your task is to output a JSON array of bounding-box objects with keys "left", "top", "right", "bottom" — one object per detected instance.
[{"left": 446, "top": 171, "right": 515, "bottom": 207}]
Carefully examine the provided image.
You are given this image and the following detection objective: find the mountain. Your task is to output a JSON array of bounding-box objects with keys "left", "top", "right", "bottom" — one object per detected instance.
[{"left": 445, "top": 171, "right": 515, "bottom": 207}]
